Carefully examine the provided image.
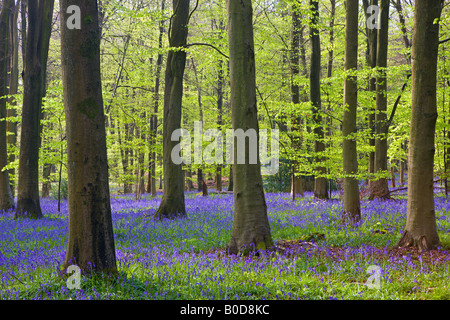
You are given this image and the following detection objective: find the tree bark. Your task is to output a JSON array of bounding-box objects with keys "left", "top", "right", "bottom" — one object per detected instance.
[
  {"left": 41, "top": 163, "right": 52, "bottom": 198},
  {"left": 369, "top": 0, "right": 390, "bottom": 200},
  {"left": 397, "top": 0, "right": 443, "bottom": 251},
  {"left": 216, "top": 28, "right": 224, "bottom": 192},
  {"left": 309, "top": 0, "right": 328, "bottom": 199},
  {"left": 0, "top": 0, "right": 15, "bottom": 211},
  {"left": 197, "top": 168, "right": 203, "bottom": 191},
  {"left": 226, "top": 0, "right": 273, "bottom": 255},
  {"left": 148, "top": 0, "right": 165, "bottom": 197},
  {"left": 342, "top": 0, "right": 360, "bottom": 224},
  {"left": 392, "top": 0, "right": 411, "bottom": 65},
  {"left": 363, "top": 0, "right": 378, "bottom": 183},
  {"left": 227, "top": 166, "right": 233, "bottom": 191},
  {"left": 7, "top": 1, "right": 19, "bottom": 199},
  {"left": 15, "top": 0, "right": 54, "bottom": 219},
  {"left": 290, "top": 1, "right": 304, "bottom": 200},
  {"left": 60, "top": 0, "right": 117, "bottom": 273},
  {"left": 154, "top": 0, "right": 189, "bottom": 219},
  {"left": 118, "top": 122, "right": 133, "bottom": 194}
]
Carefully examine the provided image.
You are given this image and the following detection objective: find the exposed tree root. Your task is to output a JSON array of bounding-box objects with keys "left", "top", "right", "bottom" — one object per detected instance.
[
  {"left": 367, "top": 180, "right": 392, "bottom": 201},
  {"left": 397, "top": 230, "right": 440, "bottom": 252}
]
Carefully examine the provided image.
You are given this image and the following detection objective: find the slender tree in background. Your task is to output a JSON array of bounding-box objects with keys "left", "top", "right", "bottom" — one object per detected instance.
[
  {"left": 363, "top": 0, "right": 378, "bottom": 183},
  {"left": 392, "top": 0, "right": 412, "bottom": 185},
  {"left": 309, "top": 0, "right": 328, "bottom": 200},
  {"left": 215, "top": 19, "right": 225, "bottom": 193},
  {"left": 14, "top": 0, "right": 54, "bottom": 219},
  {"left": 226, "top": 0, "right": 273, "bottom": 255},
  {"left": 369, "top": 0, "right": 390, "bottom": 200},
  {"left": 290, "top": 0, "right": 304, "bottom": 200},
  {"left": 61, "top": 0, "right": 117, "bottom": 273},
  {"left": 342, "top": 0, "right": 360, "bottom": 223},
  {"left": 7, "top": 1, "right": 19, "bottom": 199},
  {"left": 392, "top": 0, "right": 412, "bottom": 65},
  {"left": 397, "top": 0, "right": 443, "bottom": 251},
  {"left": 148, "top": 0, "right": 165, "bottom": 197},
  {"left": 154, "top": 0, "right": 189, "bottom": 219},
  {"left": 0, "top": 0, "right": 15, "bottom": 211}
]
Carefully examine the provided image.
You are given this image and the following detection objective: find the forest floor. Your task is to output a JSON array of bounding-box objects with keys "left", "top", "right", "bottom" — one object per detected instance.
[{"left": 1, "top": 189, "right": 450, "bottom": 300}]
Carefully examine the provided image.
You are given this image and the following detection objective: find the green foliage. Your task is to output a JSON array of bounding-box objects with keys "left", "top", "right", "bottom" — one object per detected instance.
[
  {"left": 9, "top": 0, "right": 449, "bottom": 196},
  {"left": 263, "top": 158, "right": 291, "bottom": 192},
  {"left": 50, "top": 179, "right": 68, "bottom": 201}
]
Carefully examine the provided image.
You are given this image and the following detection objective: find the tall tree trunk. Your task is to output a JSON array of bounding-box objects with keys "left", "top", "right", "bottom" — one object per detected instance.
[
  {"left": 7, "top": 1, "right": 19, "bottom": 199},
  {"left": 342, "top": 0, "right": 360, "bottom": 224},
  {"left": 154, "top": 0, "right": 189, "bottom": 219},
  {"left": 325, "top": 0, "right": 335, "bottom": 199},
  {"left": 309, "top": 0, "right": 328, "bottom": 199},
  {"left": 61, "top": 0, "right": 117, "bottom": 273},
  {"left": 391, "top": 162, "right": 396, "bottom": 188},
  {"left": 197, "top": 168, "right": 203, "bottom": 191},
  {"left": 227, "top": 166, "right": 233, "bottom": 191},
  {"left": 226, "top": 0, "right": 273, "bottom": 255},
  {"left": 446, "top": 111, "right": 450, "bottom": 197},
  {"left": 326, "top": 0, "right": 335, "bottom": 79},
  {"left": 392, "top": 0, "right": 411, "bottom": 65},
  {"left": 20, "top": 0, "right": 26, "bottom": 63},
  {"left": 148, "top": 0, "right": 165, "bottom": 197},
  {"left": 186, "top": 169, "right": 193, "bottom": 191},
  {"left": 216, "top": 34, "right": 224, "bottom": 192},
  {"left": 363, "top": 0, "right": 378, "bottom": 183},
  {"left": 0, "top": 0, "right": 15, "bottom": 211},
  {"left": 118, "top": 122, "right": 133, "bottom": 194},
  {"left": 369, "top": 0, "right": 390, "bottom": 200},
  {"left": 135, "top": 126, "right": 145, "bottom": 198},
  {"left": 397, "top": 0, "right": 443, "bottom": 251},
  {"left": 290, "top": 1, "right": 304, "bottom": 200},
  {"left": 15, "top": 0, "right": 54, "bottom": 219},
  {"left": 400, "top": 142, "right": 406, "bottom": 186},
  {"left": 41, "top": 162, "right": 52, "bottom": 198}
]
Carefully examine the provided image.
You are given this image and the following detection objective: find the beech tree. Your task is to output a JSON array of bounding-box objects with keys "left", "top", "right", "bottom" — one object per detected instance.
[
  {"left": 309, "top": 0, "right": 328, "bottom": 200},
  {"left": 0, "top": 0, "right": 15, "bottom": 211},
  {"left": 226, "top": 0, "right": 273, "bottom": 255},
  {"left": 7, "top": 0, "right": 19, "bottom": 199},
  {"left": 363, "top": 0, "right": 378, "bottom": 181},
  {"left": 147, "top": 0, "right": 165, "bottom": 197},
  {"left": 154, "top": 0, "right": 189, "bottom": 219},
  {"left": 342, "top": 0, "right": 360, "bottom": 223},
  {"left": 15, "top": 0, "right": 54, "bottom": 219},
  {"left": 397, "top": 0, "right": 443, "bottom": 251},
  {"left": 369, "top": 0, "right": 390, "bottom": 200},
  {"left": 61, "top": 0, "right": 117, "bottom": 273},
  {"left": 290, "top": 0, "right": 305, "bottom": 200}
]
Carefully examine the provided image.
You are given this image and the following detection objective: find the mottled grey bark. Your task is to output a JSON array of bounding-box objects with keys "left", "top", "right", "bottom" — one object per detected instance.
[
  {"left": 15, "top": 0, "right": 54, "bottom": 219},
  {"left": 290, "top": 1, "right": 304, "bottom": 200},
  {"left": 154, "top": 0, "right": 189, "bottom": 219},
  {"left": 342, "top": 0, "right": 360, "bottom": 224},
  {"left": 7, "top": 1, "right": 19, "bottom": 199},
  {"left": 363, "top": 0, "right": 378, "bottom": 182},
  {"left": 226, "top": 0, "right": 272, "bottom": 255},
  {"left": 61, "top": 0, "right": 117, "bottom": 273},
  {"left": 369, "top": 0, "right": 390, "bottom": 200},
  {"left": 0, "top": 0, "right": 15, "bottom": 211},
  {"left": 397, "top": 0, "right": 443, "bottom": 251},
  {"left": 309, "top": 0, "right": 328, "bottom": 199},
  {"left": 148, "top": 0, "right": 165, "bottom": 197}
]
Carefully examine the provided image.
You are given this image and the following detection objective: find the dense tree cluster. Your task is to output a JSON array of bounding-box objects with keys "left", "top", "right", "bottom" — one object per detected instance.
[{"left": 0, "top": 0, "right": 448, "bottom": 272}]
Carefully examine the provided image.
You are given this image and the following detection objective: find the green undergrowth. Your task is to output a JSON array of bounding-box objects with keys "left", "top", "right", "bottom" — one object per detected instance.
[{"left": 2, "top": 194, "right": 450, "bottom": 300}]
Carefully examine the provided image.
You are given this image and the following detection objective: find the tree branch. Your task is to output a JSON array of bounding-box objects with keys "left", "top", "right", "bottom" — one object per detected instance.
[
  {"left": 184, "top": 42, "right": 229, "bottom": 59},
  {"left": 439, "top": 37, "right": 450, "bottom": 45},
  {"left": 387, "top": 73, "right": 411, "bottom": 128}
]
